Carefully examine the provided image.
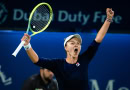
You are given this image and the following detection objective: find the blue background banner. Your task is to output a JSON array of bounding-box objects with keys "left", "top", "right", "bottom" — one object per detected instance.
[
  {"left": 0, "top": 31, "right": 130, "bottom": 90},
  {"left": 0, "top": 0, "right": 130, "bottom": 33}
]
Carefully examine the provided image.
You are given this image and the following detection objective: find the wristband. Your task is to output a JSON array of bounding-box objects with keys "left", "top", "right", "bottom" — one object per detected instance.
[
  {"left": 24, "top": 43, "right": 31, "bottom": 50},
  {"left": 106, "top": 18, "right": 113, "bottom": 23}
]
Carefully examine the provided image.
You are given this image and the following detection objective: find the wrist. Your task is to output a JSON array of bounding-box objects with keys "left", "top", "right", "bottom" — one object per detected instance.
[
  {"left": 106, "top": 18, "right": 113, "bottom": 23},
  {"left": 24, "top": 43, "right": 31, "bottom": 50}
]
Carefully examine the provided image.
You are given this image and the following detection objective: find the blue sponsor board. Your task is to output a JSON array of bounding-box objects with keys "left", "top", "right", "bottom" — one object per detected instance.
[{"left": 0, "top": 31, "right": 130, "bottom": 90}]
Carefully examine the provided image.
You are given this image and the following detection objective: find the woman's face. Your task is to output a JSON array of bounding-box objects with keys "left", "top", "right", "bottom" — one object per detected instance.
[{"left": 65, "top": 37, "right": 81, "bottom": 58}]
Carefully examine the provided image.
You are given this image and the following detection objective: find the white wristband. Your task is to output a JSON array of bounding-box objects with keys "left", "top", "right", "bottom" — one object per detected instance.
[{"left": 24, "top": 43, "right": 31, "bottom": 50}]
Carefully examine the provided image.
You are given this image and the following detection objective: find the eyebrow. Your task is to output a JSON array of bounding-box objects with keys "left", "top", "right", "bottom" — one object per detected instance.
[
  {"left": 69, "top": 41, "right": 74, "bottom": 42},
  {"left": 69, "top": 40, "right": 80, "bottom": 43}
]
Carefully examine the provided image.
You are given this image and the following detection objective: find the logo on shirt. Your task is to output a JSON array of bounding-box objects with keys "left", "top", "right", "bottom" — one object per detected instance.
[{"left": 76, "top": 62, "right": 80, "bottom": 67}]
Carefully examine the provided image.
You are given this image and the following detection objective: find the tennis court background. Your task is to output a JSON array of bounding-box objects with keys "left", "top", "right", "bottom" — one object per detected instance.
[{"left": 0, "top": 31, "right": 130, "bottom": 90}]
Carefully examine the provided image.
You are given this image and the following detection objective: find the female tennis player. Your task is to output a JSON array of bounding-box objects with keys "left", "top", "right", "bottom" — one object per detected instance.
[{"left": 21, "top": 8, "right": 114, "bottom": 90}]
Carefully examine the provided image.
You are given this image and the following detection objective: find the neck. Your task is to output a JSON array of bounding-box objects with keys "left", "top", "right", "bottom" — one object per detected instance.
[
  {"left": 40, "top": 74, "right": 48, "bottom": 84},
  {"left": 66, "top": 55, "right": 78, "bottom": 64}
]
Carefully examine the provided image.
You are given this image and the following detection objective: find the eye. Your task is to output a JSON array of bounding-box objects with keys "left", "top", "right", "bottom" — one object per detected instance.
[
  {"left": 77, "top": 42, "right": 80, "bottom": 45},
  {"left": 71, "top": 42, "right": 75, "bottom": 45},
  {"left": 47, "top": 69, "right": 51, "bottom": 72}
]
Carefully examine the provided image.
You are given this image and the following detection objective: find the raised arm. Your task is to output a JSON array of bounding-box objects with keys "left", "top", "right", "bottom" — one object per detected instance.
[
  {"left": 21, "top": 33, "right": 39, "bottom": 63},
  {"left": 95, "top": 8, "right": 114, "bottom": 43}
]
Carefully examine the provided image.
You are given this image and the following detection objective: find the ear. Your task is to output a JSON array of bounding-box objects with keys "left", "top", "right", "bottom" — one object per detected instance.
[{"left": 64, "top": 46, "right": 68, "bottom": 52}]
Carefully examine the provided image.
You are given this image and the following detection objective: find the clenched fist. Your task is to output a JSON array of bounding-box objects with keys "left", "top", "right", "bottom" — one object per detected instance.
[
  {"left": 21, "top": 33, "right": 31, "bottom": 46},
  {"left": 106, "top": 8, "right": 114, "bottom": 20}
]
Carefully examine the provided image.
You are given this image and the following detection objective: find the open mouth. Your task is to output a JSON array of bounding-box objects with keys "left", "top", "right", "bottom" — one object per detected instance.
[{"left": 74, "top": 48, "right": 78, "bottom": 53}]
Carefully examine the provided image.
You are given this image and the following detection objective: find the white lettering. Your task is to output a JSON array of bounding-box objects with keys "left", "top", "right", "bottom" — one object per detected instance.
[
  {"left": 0, "top": 65, "right": 12, "bottom": 86},
  {"left": 118, "top": 87, "right": 129, "bottom": 90},
  {"left": 106, "top": 80, "right": 115, "bottom": 90},
  {"left": 93, "top": 11, "right": 101, "bottom": 22},
  {"left": 24, "top": 13, "right": 29, "bottom": 21},
  {"left": 12, "top": 9, "right": 123, "bottom": 26},
  {"left": 114, "top": 16, "right": 122, "bottom": 24},
  {"left": 69, "top": 14, "right": 77, "bottom": 22},
  {"left": 82, "top": 14, "right": 90, "bottom": 25},
  {"left": 78, "top": 11, "right": 82, "bottom": 22},
  {"left": 58, "top": 10, "right": 68, "bottom": 22},
  {"left": 33, "top": 11, "right": 42, "bottom": 21},
  {"left": 90, "top": 79, "right": 100, "bottom": 90},
  {"left": 58, "top": 10, "right": 91, "bottom": 25},
  {"left": 13, "top": 9, "right": 24, "bottom": 20},
  {"left": 101, "top": 15, "right": 106, "bottom": 22},
  {"left": 0, "top": 9, "right": 4, "bottom": 18},
  {"left": 90, "top": 79, "right": 115, "bottom": 90}
]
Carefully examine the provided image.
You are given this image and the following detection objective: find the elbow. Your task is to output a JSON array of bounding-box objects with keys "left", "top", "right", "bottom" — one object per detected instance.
[
  {"left": 29, "top": 54, "right": 39, "bottom": 63},
  {"left": 32, "top": 56, "right": 39, "bottom": 63},
  {"left": 95, "top": 35, "right": 105, "bottom": 43},
  {"left": 95, "top": 38, "right": 103, "bottom": 43}
]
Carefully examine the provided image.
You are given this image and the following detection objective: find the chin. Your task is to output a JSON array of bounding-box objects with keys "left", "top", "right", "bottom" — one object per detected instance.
[{"left": 73, "top": 54, "right": 79, "bottom": 58}]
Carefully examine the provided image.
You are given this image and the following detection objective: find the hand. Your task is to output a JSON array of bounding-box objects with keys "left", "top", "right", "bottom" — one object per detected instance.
[
  {"left": 21, "top": 33, "right": 31, "bottom": 46},
  {"left": 106, "top": 8, "right": 114, "bottom": 19}
]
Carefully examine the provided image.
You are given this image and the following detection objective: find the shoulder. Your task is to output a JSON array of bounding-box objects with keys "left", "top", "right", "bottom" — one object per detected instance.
[
  {"left": 51, "top": 78, "right": 58, "bottom": 84},
  {"left": 51, "top": 58, "right": 65, "bottom": 67},
  {"left": 90, "top": 40, "right": 100, "bottom": 47},
  {"left": 50, "top": 79, "right": 59, "bottom": 89},
  {"left": 27, "top": 74, "right": 40, "bottom": 82},
  {"left": 43, "top": 58, "right": 65, "bottom": 64},
  {"left": 23, "top": 74, "right": 40, "bottom": 86},
  {"left": 52, "top": 58, "right": 65, "bottom": 62},
  {"left": 39, "top": 57, "right": 65, "bottom": 62}
]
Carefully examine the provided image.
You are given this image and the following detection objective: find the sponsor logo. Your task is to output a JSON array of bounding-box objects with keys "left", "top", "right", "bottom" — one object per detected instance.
[
  {"left": 13, "top": 9, "right": 122, "bottom": 25},
  {"left": 0, "top": 3, "right": 8, "bottom": 24},
  {"left": 90, "top": 79, "right": 129, "bottom": 90},
  {"left": 0, "top": 65, "right": 12, "bottom": 86}
]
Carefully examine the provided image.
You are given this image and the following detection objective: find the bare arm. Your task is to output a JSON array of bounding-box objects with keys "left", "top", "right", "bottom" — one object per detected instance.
[
  {"left": 21, "top": 33, "right": 39, "bottom": 63},
  {"left": 26, "top": 48, "right": 39, "bottom": 63},
  {"left": 95, "top": 8, "right": 114, "bottom": 43}
]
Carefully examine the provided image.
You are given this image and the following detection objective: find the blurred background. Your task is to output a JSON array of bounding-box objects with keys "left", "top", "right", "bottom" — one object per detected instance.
[{"left": 0, "top": 0, "right": 130, "bottom": 90}]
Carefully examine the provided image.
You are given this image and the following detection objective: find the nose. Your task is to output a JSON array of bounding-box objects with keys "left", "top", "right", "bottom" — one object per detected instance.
[
  {"left": 50, "top": 72, "right": 54, "bottom": 76},
  {"left": 75, "top": 43, "right": 79, "bottom": 47}
]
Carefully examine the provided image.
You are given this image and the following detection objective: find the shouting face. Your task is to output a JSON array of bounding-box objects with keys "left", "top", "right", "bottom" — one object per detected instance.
[{"left": 65, "top": 37, "right": 81, "bottom": 58}]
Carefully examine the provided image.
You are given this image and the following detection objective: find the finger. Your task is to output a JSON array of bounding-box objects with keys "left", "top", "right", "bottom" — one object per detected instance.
[
  {"left": 107, "top": 9, "right": 113, "bottom": 14},
  {"left": 21, "top": 36, "right": 25, "bottom": 41},
  {"left": 107, "top": 8, "right": 111, "bottom": 13},
  {"left": 107, "top": 8, "right": 112, "bottom": 12},
  {"left": 110, "top": 10, "right": 114, "bottom": 14},
  {"left": 24, "top": 34, "right": 30, "bottom": 40},
  {"left": 21, "top": 36, "right": 27, "bottom": 41},
  {"left": 107, "top": 8, "right": 112, "bottom": 10},
  {"left": 21, "top": 35, "right": 28, "bottom": 41},
  {"left": 24, "top": 33, "right": 29, "bottom": 37},
  {"left": 109, "top": 10, "right": 113, "bottom": 14}
]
